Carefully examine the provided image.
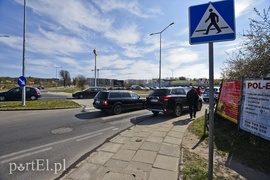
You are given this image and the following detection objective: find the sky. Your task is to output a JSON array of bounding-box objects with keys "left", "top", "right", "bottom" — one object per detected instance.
[{"left": 0, "top": 0, "right": 268, "bottom": 81}]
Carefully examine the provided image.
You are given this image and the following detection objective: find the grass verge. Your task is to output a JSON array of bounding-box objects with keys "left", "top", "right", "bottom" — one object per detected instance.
[
  {"left": 0, "top": 100, "right": 81, "bottom": 110},
  {"left": 182, "top": 114, "right": 270, "bottom": 178}
]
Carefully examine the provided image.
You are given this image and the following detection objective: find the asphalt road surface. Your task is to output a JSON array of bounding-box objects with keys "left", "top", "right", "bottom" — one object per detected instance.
[{"left": 0, "top": 104, "right": 154, "bottom": 180}]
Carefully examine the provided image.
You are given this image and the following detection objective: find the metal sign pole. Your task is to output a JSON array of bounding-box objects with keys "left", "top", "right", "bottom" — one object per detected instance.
[
  {"left": 94, "top": 54, "right": 97, "bottom": 87},
  {"left": 208, "top": 42, "right": 214, "bottom": 180},
  {"left": 22, "top": 0, "right": 26, "bottom": 106}
]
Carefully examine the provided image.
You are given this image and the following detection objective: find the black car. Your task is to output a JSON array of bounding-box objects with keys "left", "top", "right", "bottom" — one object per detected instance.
[
  {"left": 146, "top": 87, "right": 202, "bottom": 116},
  {"left": 72, "top": 87, "right": 107, "bottom": 99},
  {"left": 0, "top": 86, "right": 42, "bottom": 101},
  {"left": 93, "top": 90, "right": 146, "bottom": 115}
]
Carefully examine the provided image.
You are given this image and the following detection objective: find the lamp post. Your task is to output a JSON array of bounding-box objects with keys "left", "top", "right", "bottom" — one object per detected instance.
[
  {"left": 93, "top": 49, "right": 98, "bottom": 87},
  {"left": 22, "top": 0, "right": 26, "bottom": 106},
  {"left": 150, "top": 22, "right": 174, "bottom": 88},
  {"left": 54, "top": 66, "right": 61, "bottom": 89}
]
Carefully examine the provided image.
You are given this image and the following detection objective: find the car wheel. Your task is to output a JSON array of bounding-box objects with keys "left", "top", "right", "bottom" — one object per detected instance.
[
  {"left": 113, "top": 104, "right": 122, "bottom": 115},
  {"left": 152, "top": 111, "right": 159, "bottom": 116},
  {"left": 0, "top": 96, "right": 6, "bottom": 101},
  {"left": 30, "top": 96, "right": 37, "bottom": 100},
  {"left": 79, "top": 94, "right": 84, "bottom": 99},
  {"left": 173, "top": 104, "right": 182, "bottom": 117},
  {"left": 197, "top": 101, "right": 202, "bottom": 111}
]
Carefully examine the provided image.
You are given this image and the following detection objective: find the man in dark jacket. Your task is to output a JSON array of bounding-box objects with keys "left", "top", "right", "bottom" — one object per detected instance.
[{"left": 187, "top": 86, "right": 199, "bottom": 119}]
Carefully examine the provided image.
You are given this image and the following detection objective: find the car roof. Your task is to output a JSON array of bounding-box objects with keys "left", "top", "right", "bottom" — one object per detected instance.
[{"left": 101, "top": 90, "right": 133, "bottom": 93}]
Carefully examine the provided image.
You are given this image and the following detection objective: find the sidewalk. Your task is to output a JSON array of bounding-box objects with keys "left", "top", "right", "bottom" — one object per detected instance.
[{"left": 61, "top": 106, "right": 207, "bottom": 180}]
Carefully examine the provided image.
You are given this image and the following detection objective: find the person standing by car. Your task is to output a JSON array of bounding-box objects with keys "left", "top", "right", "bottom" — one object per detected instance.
[
  {"left": 196, "top": 85, "right": 202, "bottom": 96},
  {"left": 187, "top": 86, "right": 199, "bottom": 119}
]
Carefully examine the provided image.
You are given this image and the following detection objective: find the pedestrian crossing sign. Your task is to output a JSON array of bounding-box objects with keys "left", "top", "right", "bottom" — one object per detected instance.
[{"left": 189, "top": 0, "right": 235, "bottom": 45}]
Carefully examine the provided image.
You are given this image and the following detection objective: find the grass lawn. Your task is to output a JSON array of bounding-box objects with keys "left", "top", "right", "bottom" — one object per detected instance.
[
  {"left": 182, "top": 114, "right": 270, "bottom": 178},
  {"left": 0, "top": 100, "right": 81, "bottom": 110}
]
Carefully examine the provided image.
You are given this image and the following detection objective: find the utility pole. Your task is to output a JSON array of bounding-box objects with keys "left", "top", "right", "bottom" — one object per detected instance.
[
  {"left": 93, "top": 49, "right": 98, "bottom": 87},
  {"left": 54, "top": 66, "right": 61, "bottom": 89},
  {"left": 150, "top": 22, "right": 174, "bottom": 88},
  {"left": 22, "top": 0, "right": 26, "bottom": 106}
]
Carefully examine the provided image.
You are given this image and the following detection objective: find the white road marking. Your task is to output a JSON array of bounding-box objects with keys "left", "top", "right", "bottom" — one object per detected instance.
[
  {"left": 76, "top": 132, "right": 103, "bottom": 142},
  {"left": 0, "top": 126, "right": 115, "bottom": 162},
  {"left": 0, "top": 147, "right": 52, "bottom": 164},
  {"left": 112, "top": 128, "right": 119, "bottom": 131}
]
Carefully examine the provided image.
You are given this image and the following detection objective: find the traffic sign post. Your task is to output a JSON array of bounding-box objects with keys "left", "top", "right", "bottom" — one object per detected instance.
[{"left": 189, "top": 1, "right": 235, "bottom": 179}]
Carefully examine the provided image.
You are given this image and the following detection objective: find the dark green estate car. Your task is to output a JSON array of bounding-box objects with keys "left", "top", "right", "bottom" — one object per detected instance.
[{"left": 93, "top": 90, "right": 146, "bottom": 115}]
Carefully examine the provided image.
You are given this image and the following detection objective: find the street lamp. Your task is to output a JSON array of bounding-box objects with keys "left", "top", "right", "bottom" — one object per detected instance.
[
  {"left": 22, "top": 0, "right": 26, "bottom": 106},
  {"left": 150, "top": 22, "right": 174, "bottom": 88},
  {"left": 93, "top": 49, "right": 98, "bottom": 87}
]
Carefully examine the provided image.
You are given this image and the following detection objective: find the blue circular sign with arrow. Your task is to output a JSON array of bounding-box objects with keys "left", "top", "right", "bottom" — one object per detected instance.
[{"left": 17, "top": 76, "right": 27, "bottom": 87}]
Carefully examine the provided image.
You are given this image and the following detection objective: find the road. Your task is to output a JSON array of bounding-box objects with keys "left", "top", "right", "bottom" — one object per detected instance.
[
  {"left": 0, "top": 92, "right": 154, "bottom": 179},
  {"left": 0, "top": 107, "right": 154, "bottom": 179},
  {"left": 0, "top": 91, "right": 208, "bottom": 179}
]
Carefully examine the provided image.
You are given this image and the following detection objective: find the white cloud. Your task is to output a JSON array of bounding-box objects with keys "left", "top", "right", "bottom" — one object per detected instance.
[
  {"left": 234, "top": 0, "right": 259, "bottom": 18},
  {"left": 95, "top": 0, "right": 162, "bottom": 18},
  {"left": 20, "top": 0, "right": 113, "bottom": 34},
  {"left": 104, "top": 23, "right": 141, "bottom": 45},
  {"left": 27, "top": 27, "right": 86, "bottom": 55},
  {"left": 0, "top": 36, "right": 22, "bottom": 50}
]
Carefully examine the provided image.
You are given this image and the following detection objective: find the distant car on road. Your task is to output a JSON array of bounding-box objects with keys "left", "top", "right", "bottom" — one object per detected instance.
[
  {"left": 37, "top": 85, "right": 44, "bottom": 89},
  {"left": 0, "top": 86, "right": 41, "bottom": 101},
  {"left": 202, "top": 86, "right": 220, "bottom": 102},
  {"left": 72, "top": 87, "right": 106, "bottom": 99},
  {"left": 93, "top": 90, "right": 146, "bottom": 115},
  {"left": 146, "top": 87, "right": 202, "bottom": 116},
  {"left": 130, "top": 85, "right": 144, "bottom": 90}
]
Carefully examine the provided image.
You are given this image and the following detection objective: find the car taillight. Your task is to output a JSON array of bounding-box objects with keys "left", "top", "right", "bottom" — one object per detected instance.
[
  {"left": 102, "top": 100, "right": 108, "bottom": 105},
  {"left": 36, "top": 90, "right": 39, "bottom": 94},
  {"left": 160, "top": 96, "right": 171, "bottom": 101}
]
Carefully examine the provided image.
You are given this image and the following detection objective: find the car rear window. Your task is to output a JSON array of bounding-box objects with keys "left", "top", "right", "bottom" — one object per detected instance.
[
  {"left": 171, "top": 88, "right": 186, "bottom": 95},
  {"left": 150, "top": 89, "right": 169, "bottom": 96},
  {"left": 96, "top": 92, "right": 108, "bottom": 100}
]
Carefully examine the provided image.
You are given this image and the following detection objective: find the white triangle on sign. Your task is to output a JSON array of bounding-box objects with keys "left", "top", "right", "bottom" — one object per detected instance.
[{"left": 191, "top": 3, "right": 234, "bottom": 38}]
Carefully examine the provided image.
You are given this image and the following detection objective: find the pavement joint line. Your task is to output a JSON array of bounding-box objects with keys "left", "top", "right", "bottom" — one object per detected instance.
[
  {"left": 0, "top": 126, "right": 115, "bottom": 160},
  {"left": 0, "top": 147, "right": 52, "bottom": 164},
  {"left": 76, "top": 132, "right": 103, "bottom": 142}
]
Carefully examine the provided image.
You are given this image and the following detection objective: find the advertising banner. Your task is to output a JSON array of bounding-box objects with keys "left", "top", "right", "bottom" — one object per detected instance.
[
  {"left": 216, "top": 80, "right": 241, "bottom": 124},
  {"left": 239, "top": 79, "right": 270, "bottom": 141}
]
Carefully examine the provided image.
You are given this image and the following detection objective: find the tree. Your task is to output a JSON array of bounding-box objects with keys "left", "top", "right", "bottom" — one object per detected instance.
[
  {"left": 74, "top": 75, "right": 87, "bottom": 89},
  {"left": 221, "top": 7, "right": 270, "bottom": 79},
  {"left": 59, "top": 70, "right": 71, "bottom": 86}
]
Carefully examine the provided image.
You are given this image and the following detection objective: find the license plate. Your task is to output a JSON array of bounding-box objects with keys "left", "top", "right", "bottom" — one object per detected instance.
[
  {"left": 151, "top": 99, "right": 158, "bottom": 102},
  {"left": 96, "top": 100, "right": 100, "bottom": 103}
]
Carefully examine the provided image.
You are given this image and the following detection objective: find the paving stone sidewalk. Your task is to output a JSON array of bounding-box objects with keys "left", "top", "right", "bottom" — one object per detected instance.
[{"left": 61, "top": 106, "right": 207, "bottom": 180}]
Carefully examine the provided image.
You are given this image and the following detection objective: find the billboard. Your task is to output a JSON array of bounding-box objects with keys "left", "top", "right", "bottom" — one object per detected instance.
[
  {"left": 216, "top": 80, "right": 241, "bottom": 124},
  {"left": 239, "top": 79, "right": 270, "bottom": 141}
]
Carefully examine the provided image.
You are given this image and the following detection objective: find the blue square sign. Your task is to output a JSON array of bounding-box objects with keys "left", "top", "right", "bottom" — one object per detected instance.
[{"left": 189, "top": 0, "right": 235, "bottom": 44}]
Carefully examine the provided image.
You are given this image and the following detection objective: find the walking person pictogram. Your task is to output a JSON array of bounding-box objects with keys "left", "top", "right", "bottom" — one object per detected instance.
[{"left": 203, "top": 9, "right": 222, "bottom": 35}]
